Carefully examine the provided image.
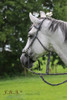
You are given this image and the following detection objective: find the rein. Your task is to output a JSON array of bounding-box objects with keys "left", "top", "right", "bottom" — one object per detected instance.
[
  {"left": 22, "top": 17, "right": 67, "bottom": 86},
  {"left": 27, "top": 53, "right": 67, "bottom": 86}
]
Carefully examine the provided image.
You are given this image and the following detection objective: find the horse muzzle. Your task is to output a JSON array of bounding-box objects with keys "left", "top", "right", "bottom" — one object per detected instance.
[{"left": 20, "top": 53, "right": 35, "bottom": 68}]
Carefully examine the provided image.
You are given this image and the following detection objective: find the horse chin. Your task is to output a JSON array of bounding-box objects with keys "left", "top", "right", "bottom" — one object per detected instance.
[
  {"left": 20, "top": 53, "right": 36, "bottom": 68},
  {"left": 27, "top": 58, "right": 35, "bottom": 68},
  {"left": 21, "top": 58, "right": 35, "bottom": 69}
]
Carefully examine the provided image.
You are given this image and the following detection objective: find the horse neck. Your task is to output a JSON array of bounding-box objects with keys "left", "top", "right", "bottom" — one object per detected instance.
[
  {"left": 41, "top": 19, "right": 67, "bottom": 65},
  {"left": 49, "top": 27, "right": 67, "bottom": 65}
]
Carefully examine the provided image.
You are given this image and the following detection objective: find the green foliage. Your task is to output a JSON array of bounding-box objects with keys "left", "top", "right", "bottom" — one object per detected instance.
[{"left": 53, "top": 0, "right": 67, "bottom": 21}]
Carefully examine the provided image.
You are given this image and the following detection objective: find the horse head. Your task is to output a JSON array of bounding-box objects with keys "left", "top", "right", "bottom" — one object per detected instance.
[{"left": 20, "top": 11, "right": 52, "bottom": 68}]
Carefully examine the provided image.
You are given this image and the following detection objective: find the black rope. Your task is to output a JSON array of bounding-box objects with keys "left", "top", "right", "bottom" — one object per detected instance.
[
  {"left": 23, "top": 51, "right": 67, "bottom": 86},
  {"left": 28, "top": 70, "right": 67, "bottom": 75},
  {"left": 28, "top": 55, "right": 30, "bottom": 69},
  {"left": 40, "top": 75, "right": 67, "bottom": 86},
  {"left": 39, "top": 54, "right": 67, "bottom": 86},
  {"left": 38, "top": 60, "right": 41, "bottom": 71},
  {"left": 28, "top": 54, "right": 67, "bottom": 86},
  {"left": 22, "top": 60, "right": 67, "bottom": 86},
  {"left": 46, "top": 52, "right": 51, "bottom": 74},
  {"left": 36, "top": 37, "right": 51, "bottom": 52}
]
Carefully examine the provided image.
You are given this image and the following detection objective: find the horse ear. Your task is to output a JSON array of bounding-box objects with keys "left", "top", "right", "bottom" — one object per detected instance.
[
  {"left": 40, "top": 11, "right": 46, "bottom": 17},
  {"left": 29, "top": 12, "right": 41, "bottom": 24}
]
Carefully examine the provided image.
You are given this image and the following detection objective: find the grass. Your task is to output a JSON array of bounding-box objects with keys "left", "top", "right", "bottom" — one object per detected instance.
[{"left": 0, "top": 70, "right": 67, "bottom": 100}]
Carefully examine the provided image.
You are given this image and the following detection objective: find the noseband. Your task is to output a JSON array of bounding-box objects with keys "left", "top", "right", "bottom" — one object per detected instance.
[{"left": 22, "top": 17, "right": 67, "bottom": 86}]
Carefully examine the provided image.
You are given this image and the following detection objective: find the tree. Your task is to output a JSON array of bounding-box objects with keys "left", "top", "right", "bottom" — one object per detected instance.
[{"left": 53, "top": 0, "right": 67, "bottom": 21}]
